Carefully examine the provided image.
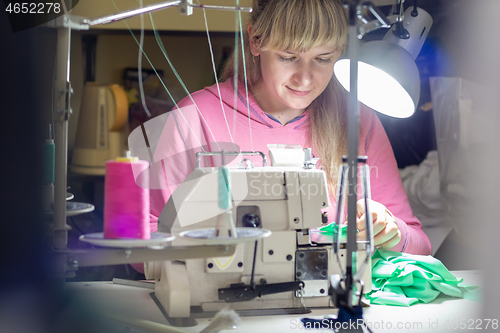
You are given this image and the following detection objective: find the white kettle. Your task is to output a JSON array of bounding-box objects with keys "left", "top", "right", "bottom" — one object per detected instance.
[{"left": 71, "top": 82, "right": 129, "bottom": 175}]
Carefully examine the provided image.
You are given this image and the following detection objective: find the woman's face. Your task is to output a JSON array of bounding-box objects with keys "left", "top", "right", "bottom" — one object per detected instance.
[{"left": 250, "top": 35, "right": 338, "bottom": 113}]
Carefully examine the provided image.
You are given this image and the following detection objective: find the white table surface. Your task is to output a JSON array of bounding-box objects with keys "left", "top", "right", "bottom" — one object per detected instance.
[{"left": 67, "top": 270, "right": 484, "bottom": 333}]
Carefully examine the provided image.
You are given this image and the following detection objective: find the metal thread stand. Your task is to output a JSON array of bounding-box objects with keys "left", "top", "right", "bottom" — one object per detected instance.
[
  {"left": 337, "top": 0, "right": 398, "bottom": 310},
  {"left": 46, "top": 1, "right": 252, "bottom": 278},
  {"left": 302, "top": 0, "right": 396, "bottom": 330}
]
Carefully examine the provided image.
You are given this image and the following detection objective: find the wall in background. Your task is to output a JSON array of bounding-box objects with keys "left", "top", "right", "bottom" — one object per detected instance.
[{"left": 68, "top": 31, "right": 236, "bottom": 153}]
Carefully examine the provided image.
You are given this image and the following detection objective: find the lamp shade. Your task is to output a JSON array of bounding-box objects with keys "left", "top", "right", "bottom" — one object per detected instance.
[{"left": 334, "top": 40, "right": 420, "bottom": 118}]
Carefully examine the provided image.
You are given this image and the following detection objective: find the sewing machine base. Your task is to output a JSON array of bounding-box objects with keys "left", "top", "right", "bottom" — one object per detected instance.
[
  {"left": 147, "top": 241, "right": 370, "bottom": 318},
  {"left": 150, "top": 291, "right": 314, "bottom": 327},
  {"left": 151, "top": 164, "right": 371, "bottom": 319}
]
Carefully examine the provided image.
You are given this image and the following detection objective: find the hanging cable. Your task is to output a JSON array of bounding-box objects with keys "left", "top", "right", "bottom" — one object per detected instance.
[
  {"left": 109, "top": 0, "right": 207, "bottom": 152},
  {"left": 138, "top": 0, "right": 152, "bottom": 117},
  {"left": 238, "top": 8, "right": 253, "bottom": 152},
  {"left": 110, "top": 0, "right": 255, "bottom": 157},
  {"left": 150, "top": 15, "right": 221, "bottom": 151},
  {"left": 232, "top": 0, "right": 240, "bottom": 143},
  {"left": 201, "top": 6, "right": 237, "bottom": 152}
]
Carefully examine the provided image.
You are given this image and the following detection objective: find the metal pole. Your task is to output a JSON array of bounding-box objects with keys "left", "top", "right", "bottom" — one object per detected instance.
[
  {"left": 84, "top": 0, "right": 182, "bottom": 25},
  {"left": 189, "top": 3, "right": 252, "bottom": 12},
  {"left": 346, "top": 0, "right": 361, "bottom": 310},
  {"left": 53, "top": 22, "right": 71, "bottom": 250}
]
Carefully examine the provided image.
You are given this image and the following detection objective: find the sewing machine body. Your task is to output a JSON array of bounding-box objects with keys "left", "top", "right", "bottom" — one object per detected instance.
[{"left": 150, "top": 165, "right": 371, "bottom": 318}]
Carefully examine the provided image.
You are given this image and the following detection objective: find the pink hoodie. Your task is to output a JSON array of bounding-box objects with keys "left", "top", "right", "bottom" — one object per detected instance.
[{"left": 146, "top": 79, "right": 431, "bottom": 255}]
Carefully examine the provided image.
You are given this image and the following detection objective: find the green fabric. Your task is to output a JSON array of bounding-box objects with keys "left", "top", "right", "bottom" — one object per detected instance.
[
  {"left": 366, "top": 249, "right": 482, "bottom": 306},
  {"left": 318, "top": 222, "right": 348, "bottom": 235},
  {"left": 459, "top": 284, "right": 482, "bottom": 302},
  {"left": 318, "top": 222, "right": 350, "bottom": 243}
]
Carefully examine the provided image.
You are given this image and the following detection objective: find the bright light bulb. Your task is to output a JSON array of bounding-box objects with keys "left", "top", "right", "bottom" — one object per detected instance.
[{"left": 334, "top": 59, "right": 415, "bottom": 118}]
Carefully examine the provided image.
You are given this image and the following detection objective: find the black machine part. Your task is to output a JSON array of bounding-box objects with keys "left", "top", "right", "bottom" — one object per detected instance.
[{"left": 218, "top": 281, "right": 304, "bottom": 303}]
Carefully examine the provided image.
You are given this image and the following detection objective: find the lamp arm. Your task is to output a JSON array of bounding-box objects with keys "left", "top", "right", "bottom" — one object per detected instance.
[
  {"left": 355, "top": 1, "right": 399, "bottom": 38},
  {"left": 361, "top": 2, "right": 392, "bottom": 26},
  {"left": 358, "top": 14, "right": 399, "bottom": 36},
  {"left": 395, "top": 0, "right": 405, "bottom": 17}
]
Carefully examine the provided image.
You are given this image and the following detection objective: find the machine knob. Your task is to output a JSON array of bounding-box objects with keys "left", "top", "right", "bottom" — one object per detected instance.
[
  {"left": 322, "top": 212, "right": 328, "bottom": 225},
  {"left": 237, "top": 158, "right": 254, "bottom": 169},
  {"left": 303, "top": 148, "right": 319, "bottom": 169},
  {"left": 242, "top": 214, "right": 261, "bottom": 228}
]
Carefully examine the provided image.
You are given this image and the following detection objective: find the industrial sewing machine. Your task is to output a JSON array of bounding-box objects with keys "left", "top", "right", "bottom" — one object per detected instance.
[{"left": 145, "top": 147, "right": 371, "bottom": 318}]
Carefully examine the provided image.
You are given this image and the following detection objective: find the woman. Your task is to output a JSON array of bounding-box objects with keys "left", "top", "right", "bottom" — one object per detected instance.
[{"left": 148, "top": 0, "right": 431, "bottom": 256}]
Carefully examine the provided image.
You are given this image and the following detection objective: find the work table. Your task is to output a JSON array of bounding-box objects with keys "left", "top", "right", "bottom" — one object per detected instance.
[{"left": 67, "top": 270, "right": 483, "bottom": 333}]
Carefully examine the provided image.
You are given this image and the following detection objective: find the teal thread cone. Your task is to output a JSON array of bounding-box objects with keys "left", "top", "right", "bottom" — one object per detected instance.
[{"left": 218, "top": 166, "right": 231, "bottom": 210}]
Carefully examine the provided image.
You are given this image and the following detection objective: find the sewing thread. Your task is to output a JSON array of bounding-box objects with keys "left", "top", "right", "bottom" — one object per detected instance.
[{"left": 104, "top": 159, "right": 150, "bottom": 239}]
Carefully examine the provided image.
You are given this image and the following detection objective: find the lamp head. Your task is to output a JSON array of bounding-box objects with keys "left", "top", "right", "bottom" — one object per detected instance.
[
  {"left": 384, "top": 7, "right": 433, "bottom": 61},
  {"left": 334, "top": 41, "right": 420, "bottom": 118},
  {"left": 334, "top": 7, "right": 433, "bottom": 118}
]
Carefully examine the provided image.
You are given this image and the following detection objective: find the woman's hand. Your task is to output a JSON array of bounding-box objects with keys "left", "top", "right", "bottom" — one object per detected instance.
[{"left": 354, "top": 199, "right": 401, "bottom": 249}]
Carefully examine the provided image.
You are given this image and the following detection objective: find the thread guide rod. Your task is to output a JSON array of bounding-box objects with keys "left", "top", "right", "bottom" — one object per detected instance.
[{"left": 84, "top": 0, "right": 252, "bottom": 26}]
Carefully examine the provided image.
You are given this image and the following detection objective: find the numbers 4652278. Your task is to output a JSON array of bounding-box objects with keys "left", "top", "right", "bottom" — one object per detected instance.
[{"left": 5, "top": 2, "right": 61, "bottom": 14}]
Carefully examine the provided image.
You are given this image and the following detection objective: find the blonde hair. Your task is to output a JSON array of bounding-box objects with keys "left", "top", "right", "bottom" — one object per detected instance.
[{"left": 223, "top": 0, "right": 349, "bottom": 197}]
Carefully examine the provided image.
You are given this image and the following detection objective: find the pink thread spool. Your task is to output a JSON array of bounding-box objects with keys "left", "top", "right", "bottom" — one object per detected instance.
[{"left": 104, "top": 154, "right": 150, "bottom": 239}]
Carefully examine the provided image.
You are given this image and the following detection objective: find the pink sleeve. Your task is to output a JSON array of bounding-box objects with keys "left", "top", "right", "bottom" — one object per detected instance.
[{"left": 361, "top": 108, "right": 432, "bottom": 255}]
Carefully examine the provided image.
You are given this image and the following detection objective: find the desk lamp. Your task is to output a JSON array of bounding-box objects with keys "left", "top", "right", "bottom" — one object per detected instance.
[
  {"left": 334, "top": 3, "right": 432, "bottom": 118},
  {"left": 302, "top": 1, "right": 432, "bottom": 331}
]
